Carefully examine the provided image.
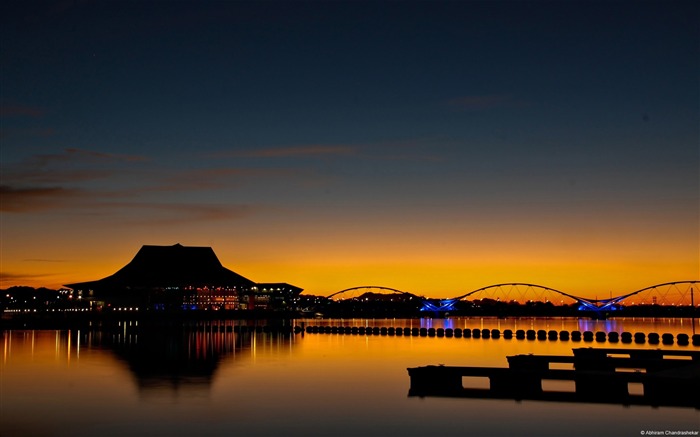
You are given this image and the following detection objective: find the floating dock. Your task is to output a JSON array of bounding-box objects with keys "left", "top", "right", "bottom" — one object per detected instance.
[{"left": 407, "top": 348, "right": 700, "bottom": 408}]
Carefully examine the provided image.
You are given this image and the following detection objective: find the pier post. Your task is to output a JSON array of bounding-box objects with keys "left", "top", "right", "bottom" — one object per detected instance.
[{"left": 407, "top": 366, "right": 462, "bottom": 395}]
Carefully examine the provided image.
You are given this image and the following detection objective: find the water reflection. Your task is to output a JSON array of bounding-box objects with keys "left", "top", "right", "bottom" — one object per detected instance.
[
  {"left": 2, "top": 329, "right": 82, "bottom": 363},
  {"left": 102, "top": 321, "right": 296, "bottom": 394},
  {"left": 2, "top": 319, "right": 699, "bottom": 437},
  {"left": 110, "top": 325, "right": 225, "bottom": 392},
  {"left": 3, "top": 321, "right": 298, "bottom": 396},
  {"left": 576, "top": 318, "right": 624, "bottom": 333},
  {"left": 302, "top": 316, "right": 699, "bottom": 335}
]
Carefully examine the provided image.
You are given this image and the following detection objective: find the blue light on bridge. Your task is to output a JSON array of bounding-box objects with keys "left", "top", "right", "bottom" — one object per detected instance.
[
  {"left": 420, "top": 299, "right": 457, "bottom": 312},
  {"left": 331, "top": 280, "right": 698, "bottom": 314},
  {"left": 577, "top": 298, "right": 622, "bottom": 313}
]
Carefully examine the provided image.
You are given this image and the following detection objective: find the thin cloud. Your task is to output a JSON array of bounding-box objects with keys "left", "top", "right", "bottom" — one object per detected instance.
[
  {"left": 0, "top": 182, "right": 138, "bottom": 213},
  {"left": 4, "top": 148, "right": 148, "bottom": 184},
  {"left": 5, "top": 168, "right": 113, "bottom": 185},
  {"left": 1, "top": 160, "right": 298, "bottom": 213},
  {"left": 152, "top": 167, "right": 294, "bottom": 192},
  {"left": 0, "top": 180, "right": 270, "bottom": 223},
  {"left": 1, "top": 148, "right": 151, "bottom": 208},
  {"left": 0, "top": 105, "right": 44, "bottom": 117},
  {"left": 0, "top": 127, "right": 56, "bottom": 140},
  {"left": 33, "top": 148, "right": 148, "bottom": 166},
  {"left": 0, "top": 271, "right": 56, "bottom": 284},
  {"left": 0, "top": 185, "right": 84, "bottom": 212},
  {"left": 64, "top": 148, "right": 147, "bottom": 162}
]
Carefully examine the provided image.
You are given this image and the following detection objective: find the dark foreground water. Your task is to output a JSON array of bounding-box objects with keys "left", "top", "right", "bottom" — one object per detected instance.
[{"left": 2, "top": 317, "right": 699, "bottom": 437}]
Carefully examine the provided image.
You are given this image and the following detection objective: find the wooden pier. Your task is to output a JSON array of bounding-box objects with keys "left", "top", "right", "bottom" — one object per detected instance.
[{"left": 407, "top": 348, "right": 700, "bottom": 408}]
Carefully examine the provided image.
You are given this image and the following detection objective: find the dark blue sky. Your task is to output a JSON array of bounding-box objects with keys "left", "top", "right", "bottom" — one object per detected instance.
[{"left": 1, "top": 1, "right": 698, "bottom": 296}]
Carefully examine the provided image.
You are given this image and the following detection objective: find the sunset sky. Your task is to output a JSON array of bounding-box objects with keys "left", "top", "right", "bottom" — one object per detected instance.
[{"left": 1, "top": 0, "right": 698, "bottom": 299}]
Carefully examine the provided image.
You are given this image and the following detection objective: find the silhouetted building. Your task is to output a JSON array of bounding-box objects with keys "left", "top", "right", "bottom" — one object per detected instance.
[
  {"left": 65, "top": 244, "right": 302, "bottom": 311},
  {"left": 248, "top": 283, "right": 304, "bottom": 310}
]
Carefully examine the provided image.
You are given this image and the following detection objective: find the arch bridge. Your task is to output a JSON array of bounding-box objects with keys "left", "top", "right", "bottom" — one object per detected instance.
[
  {"left": 422, "top": 283, "right": 581, "bottom": 312},
  {"left": 325, "top": 281, "right": 698, "bottom": 315},
  {"left": 326, "top": 286, "right": 423, "bottom": 302},
  {"left": 424, "top": 281, "right": 699, "bottom": 314},
  {"left": 604, "top": 281, "right": 698, "bottom": 307}
]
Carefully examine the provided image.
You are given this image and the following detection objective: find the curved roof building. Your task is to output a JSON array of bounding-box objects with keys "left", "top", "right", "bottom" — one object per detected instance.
[
  {"left": 66, "top": 243, "right": 254, "bottom": 291},
  {"left": 66, "top": 244, "right": 301, "bottom": 311}
]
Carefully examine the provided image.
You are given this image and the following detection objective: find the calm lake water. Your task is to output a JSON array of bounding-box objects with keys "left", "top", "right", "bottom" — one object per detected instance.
[{"left": 2, "top": 317, "right": 699, "bottom": 437}]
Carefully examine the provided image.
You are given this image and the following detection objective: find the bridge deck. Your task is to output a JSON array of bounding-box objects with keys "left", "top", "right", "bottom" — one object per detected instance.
[{"left": 407, "top": 348, "right": 700, "bottom": 408}]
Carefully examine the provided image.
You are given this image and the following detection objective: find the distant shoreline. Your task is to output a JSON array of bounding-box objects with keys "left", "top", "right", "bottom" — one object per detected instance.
[
  {"left": 2, "top": 308, "right": 698, "bottom": 331},
  {"left": 0, "top": 309, "right": 307, "bottom": 330}
]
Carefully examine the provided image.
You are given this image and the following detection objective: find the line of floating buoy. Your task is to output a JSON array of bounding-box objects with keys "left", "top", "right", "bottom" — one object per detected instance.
[
  {"left": 193, "top": 325, "right": 298, "bottom": 334},
  {"left": 296, "top": 326, "right": 700, "bottom": 346}
]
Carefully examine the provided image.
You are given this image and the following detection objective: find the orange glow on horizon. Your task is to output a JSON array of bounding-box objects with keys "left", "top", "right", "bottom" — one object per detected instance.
[
  {"left": 2, "top": 247, "right": 696, "bottom": 301},
  {"left": 2, "top": 204, "right": 697, "bottom": 300}
]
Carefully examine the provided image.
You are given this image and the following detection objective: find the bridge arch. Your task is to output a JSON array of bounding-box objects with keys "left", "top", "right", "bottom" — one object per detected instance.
[
  {"left": 449, "top": 282, "right": 580, "bottom": 303},
  {"left": 322, "top": 280, "right": 699, "bottom": 313},
  {"left": 431, "top": 280, "right": 699, "bottom": 313},
  {"left": 326, "top": 286, "right": 422, "bottom": 301},
  {"left": 420, "top": 283, "right": 581, "bottom": 313},
  {"left": 609, "top": 280, "right": 698, "bottom": 307}
]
